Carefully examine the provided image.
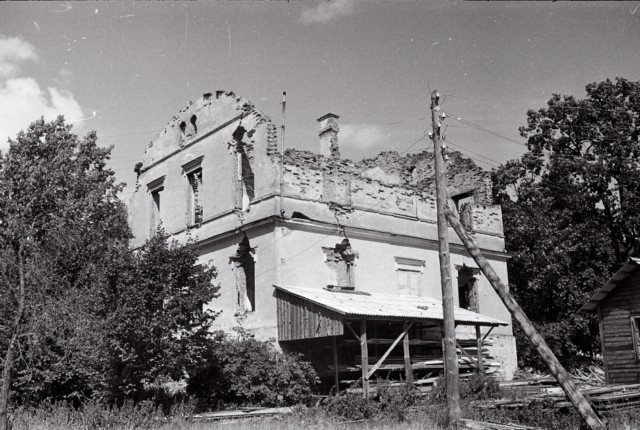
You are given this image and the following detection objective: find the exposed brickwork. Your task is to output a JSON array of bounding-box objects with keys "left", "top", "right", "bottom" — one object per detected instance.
[{"left": 276, "top": 147, "right": 499, "bottom": 234}]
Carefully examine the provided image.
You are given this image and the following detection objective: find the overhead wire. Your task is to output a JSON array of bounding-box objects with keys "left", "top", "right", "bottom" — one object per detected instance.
[{"left": 217, "top": 129, "right": 432, "bottom": 284}]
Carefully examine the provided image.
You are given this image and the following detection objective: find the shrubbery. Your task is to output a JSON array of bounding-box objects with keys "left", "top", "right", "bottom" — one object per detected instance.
[
  {"left": 321, "top": 381, "right": 419, "bottom": 422},
  {"left": 187, "top": 330, "right": 319, "bottom": 410}
]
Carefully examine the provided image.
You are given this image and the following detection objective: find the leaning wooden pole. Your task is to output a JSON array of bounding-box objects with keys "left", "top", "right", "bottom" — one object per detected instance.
[
  {"left": 431, "top": 90, "right": 461, "bottom": 425},
  {"left": 444, "top": 206, "right": 605, "bottom": 430}
]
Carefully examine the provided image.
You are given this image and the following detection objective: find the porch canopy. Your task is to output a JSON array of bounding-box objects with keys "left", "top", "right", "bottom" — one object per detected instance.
[{"left": 274, "top": 284, "right": 507, "bottom": 342}]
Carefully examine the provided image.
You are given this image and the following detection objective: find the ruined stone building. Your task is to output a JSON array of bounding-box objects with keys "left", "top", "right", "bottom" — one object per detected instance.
[{"left": 127, "top": 91, "right": 517, "bottom": 389}]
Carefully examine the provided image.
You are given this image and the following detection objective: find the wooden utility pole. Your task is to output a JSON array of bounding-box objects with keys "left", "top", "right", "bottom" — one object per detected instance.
[
  {"left": 444, "top": 206, "right": 605, "bottom": 430},
  {"left": 431, "top": 90, "right": 461, "bottom": 425}
]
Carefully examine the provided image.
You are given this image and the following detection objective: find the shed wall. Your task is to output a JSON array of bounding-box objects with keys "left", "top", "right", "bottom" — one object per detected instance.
[
  {"left": 276, "top": 290, "right": 344, "bottom": 341},
  {"left": 600, "top": 269, "right": 640, "bottom": 384}
]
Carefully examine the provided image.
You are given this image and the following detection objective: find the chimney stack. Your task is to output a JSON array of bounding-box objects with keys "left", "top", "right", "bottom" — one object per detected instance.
[{"left": 317, "top": 113, "right": 340, "bottom": 159}]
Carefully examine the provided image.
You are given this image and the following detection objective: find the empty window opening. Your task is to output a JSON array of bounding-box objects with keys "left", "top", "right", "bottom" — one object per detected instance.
[
  {"left": 232, "top": 126, "right": 255, "bottom": 212},
  {"left": 395, "top": 257, "right": 424, "bottom": 296},
  {"left": 457, "top": 266, "right": 480, "bottom": 312},
  {"left": 451, "top": 191, "right": 474, "bottom": 211},
  {"left": 190, "top": 115, "right": 198, "bottom": 135},
  {"left": 151, "top": 190, "right": 161, "bottom": 230},
  {"left": 187, "top": 168, "right": 203, "bottom": 225},
  {"left": 179, "top": 121, "right": 186, "bottom": 136},
  {"left": 147, "top": 176, "right": 165, "bottom": 235},
  {"left": 230, "top": 236, "right": 256, "bottom": 314},
  {"left": 323, "top": 238, "right": 358, "bottom": 289}
]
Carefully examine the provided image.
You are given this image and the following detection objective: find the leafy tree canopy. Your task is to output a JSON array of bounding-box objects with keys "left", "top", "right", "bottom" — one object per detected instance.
[
  {"left": 105, "top": 229, "right": 220, "bottom": 401},
  {"left": 492, "top": 78, "right": 640, "bottom": 367}
]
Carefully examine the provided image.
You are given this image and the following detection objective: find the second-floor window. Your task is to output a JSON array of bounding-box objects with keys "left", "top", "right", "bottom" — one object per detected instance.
[
  {"left": 188, "top": 168, "right": 203, "bottom": 225},
  {"left": 147, "top": 176, "right": 165, "bottom": 235},
  {"left": 183, "top": 157, "right": 204, "bottom": 227}
]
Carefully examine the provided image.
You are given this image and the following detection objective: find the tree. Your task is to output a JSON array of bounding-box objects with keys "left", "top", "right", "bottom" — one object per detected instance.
[
  {"left": 492, "top": 78, "right": 640, "bottom": 367},
  {"left": 104, "top": 229, "right": 219, "bottom": 403},
  {"left": 0, "top": 117, "right": 131, "bottom": 428}
]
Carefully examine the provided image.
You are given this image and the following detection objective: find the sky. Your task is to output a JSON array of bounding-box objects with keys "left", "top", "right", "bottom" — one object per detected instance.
[{"left": 1, "top": 1, "right": 639, "bottom": 200}]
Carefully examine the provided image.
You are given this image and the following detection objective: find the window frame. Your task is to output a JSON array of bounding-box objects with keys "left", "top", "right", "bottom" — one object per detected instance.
[{"left": 394, "top": 257, "right": 425, "bottom": 297}]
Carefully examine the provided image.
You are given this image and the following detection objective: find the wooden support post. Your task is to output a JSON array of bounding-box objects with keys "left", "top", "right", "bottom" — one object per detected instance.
[
  {"left": 431, "top": 89, "right": 460, "bottom": 425},
  {"left": 332, "top": 336, "right": 339, "bottom": 395},
  {"left": 360, "top": 319, "right": 369, "bottom": 399},
  {"left": 475, "top": 325, "right": 484, "bottom": 374},
  {"left": 404, "top": 321, "right": 414, "bottom": 383},
  {"left": 444, "top": 205, "right": 605, "bottom": 430}
]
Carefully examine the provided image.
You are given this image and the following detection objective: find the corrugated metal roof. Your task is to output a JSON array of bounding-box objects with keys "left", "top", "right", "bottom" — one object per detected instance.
[
  {"left": 274, "top": 285, "right": 507, "bottom": 326},
  {"left": 579, "top": 257, "right": 640, "bottom": 313}
]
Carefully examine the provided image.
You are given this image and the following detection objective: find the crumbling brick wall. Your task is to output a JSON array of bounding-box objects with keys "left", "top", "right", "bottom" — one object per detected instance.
[{"left": 276, "top": 148, "right": 494, "bottom": 228}]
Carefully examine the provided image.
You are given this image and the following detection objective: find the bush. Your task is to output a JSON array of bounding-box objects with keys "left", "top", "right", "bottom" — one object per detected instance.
[
  {"left": 323, "top": 393, "right": 378, "bottom": 421},
  {"left": 376, "top": 381, "right": 419, "bottom": 421},
  {"left": 460, "top": 373, "right": 502, "bottom": 401},
  {"left": 430, "top": 373, "right": 502, "bottom": 403},
  {"left": 187, "top": 330, "right": 319, "bottom": 410}
]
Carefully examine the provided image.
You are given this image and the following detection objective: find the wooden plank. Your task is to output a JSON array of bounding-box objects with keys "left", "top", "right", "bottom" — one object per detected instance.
[
  {"left": 360, "top": 319, "right": 369, "bottom": 399},
  {"left": 345, "top": 321, "right": 359, "bottom": 341},
  {"left": 404, "top": 321, "right": 414, "bottom": 383},
  {"left": 332, "top": 336, "right": 339, "bottom": 394},
  {"left": 476, "top": 325, "right": 484, "bottom": 374}
]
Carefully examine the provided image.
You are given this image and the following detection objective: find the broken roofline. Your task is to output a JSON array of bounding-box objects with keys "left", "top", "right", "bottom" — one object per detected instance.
[{"left": 274, "top": 284, "right": 507, "bottom": 327}]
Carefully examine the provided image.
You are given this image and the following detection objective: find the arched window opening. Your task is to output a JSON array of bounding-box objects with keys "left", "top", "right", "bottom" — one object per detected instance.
[
  {"left": 232, "top": 126, "right": 255, "bottom": 212},
  {"left": 190, "top": 115, "right": 198, "bottom": 135},
  {"left": 230, "top": 236, "right": 256, "bottom": 314}
]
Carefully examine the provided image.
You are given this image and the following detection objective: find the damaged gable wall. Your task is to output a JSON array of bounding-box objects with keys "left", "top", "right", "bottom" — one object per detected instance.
[{"left": 128, "top": 91, "right": 280, "bottom": 246}]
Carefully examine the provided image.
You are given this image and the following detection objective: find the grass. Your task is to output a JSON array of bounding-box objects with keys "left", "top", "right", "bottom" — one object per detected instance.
[{"left": 8, "top": 378, "right": 640, "bottom": 430}]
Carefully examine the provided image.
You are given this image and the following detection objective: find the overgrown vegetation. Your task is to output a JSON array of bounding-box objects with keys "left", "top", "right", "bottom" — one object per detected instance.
[
  {"left": 0, "top": 118, "right": 318, "bottom": 429},
  {"left": 187, "top": 330, "right": 319, "bottom": 411}
]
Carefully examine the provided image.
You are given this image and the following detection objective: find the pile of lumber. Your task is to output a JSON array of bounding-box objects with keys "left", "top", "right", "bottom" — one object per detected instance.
[
  {"left": 472, "top": 383, "right": 640, "bottom": 413},
  {"left": 191, "top": 407, "right": 292, "bottom": 421}
]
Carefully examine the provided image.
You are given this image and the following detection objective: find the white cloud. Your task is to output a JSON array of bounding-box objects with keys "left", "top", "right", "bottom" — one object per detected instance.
[
  {"left": 0, "top": 36, "right": 38, "bottom": 78},
  {"left": 300, "top": 0, "right": 354, "bottom": 24},
  {"left": 339, "top": 123, "right": 388, "bottom": 150},
  {"left": 0, "top": 36, "right": 84, "bottom": 149}
]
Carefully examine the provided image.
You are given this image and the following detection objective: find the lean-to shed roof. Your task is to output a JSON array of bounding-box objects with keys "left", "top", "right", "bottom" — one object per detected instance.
[{"left": 274, "top": 285, "right": 507, "bottom": 326}]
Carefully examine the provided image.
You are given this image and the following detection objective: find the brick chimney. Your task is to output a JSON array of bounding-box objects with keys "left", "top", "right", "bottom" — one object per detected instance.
[{"left": 317, "top": 113, "right": 340, "bottom": 159}]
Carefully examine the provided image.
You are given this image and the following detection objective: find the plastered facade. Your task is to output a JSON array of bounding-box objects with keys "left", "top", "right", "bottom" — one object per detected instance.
[{"left": 127, "top": 91, "right": 517, "bottom": 379}]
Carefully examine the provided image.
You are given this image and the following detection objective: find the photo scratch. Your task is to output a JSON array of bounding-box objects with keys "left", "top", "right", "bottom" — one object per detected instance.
[
  {"left": 227, "top": 21, "right": 232, "bottom": 58},
  {"left": 180, "top": 12, "right": 189, "bottom": 47}
]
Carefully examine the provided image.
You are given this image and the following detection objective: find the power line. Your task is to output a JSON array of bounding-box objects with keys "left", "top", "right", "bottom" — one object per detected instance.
[{"left": 218, "top": 131, "right": 431, "bottom": 283}]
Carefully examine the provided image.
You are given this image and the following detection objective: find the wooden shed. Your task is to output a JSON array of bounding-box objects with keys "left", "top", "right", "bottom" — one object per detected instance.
[
  {"left": 579, "top": 257, "right": 640, "bottom": 384},
  {"left": 274, "top": 284, "right": 507, "bottom": 396}
]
